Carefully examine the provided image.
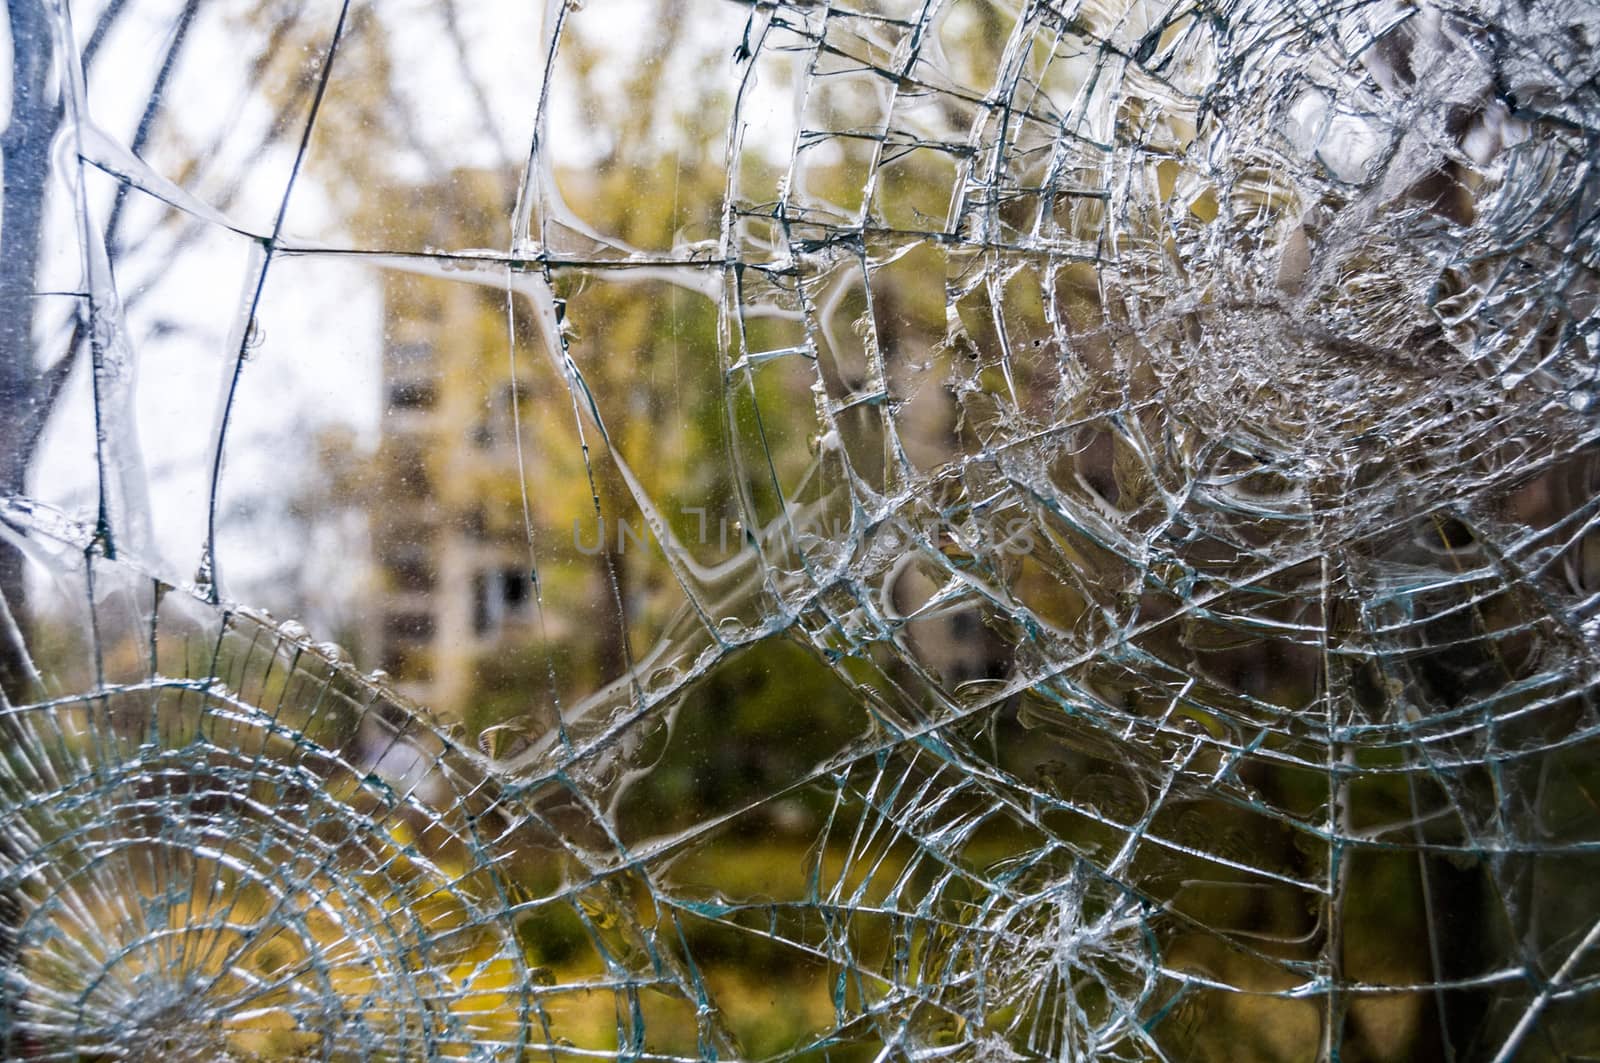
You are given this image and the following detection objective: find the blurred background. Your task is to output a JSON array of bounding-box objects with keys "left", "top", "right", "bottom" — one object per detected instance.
[{"left": 3, "top": 0, "right": 1600, "bottom": 1058}]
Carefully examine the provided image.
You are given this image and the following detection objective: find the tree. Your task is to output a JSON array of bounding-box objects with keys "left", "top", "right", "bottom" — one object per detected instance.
[
  {"left": 0, "top": 0, "right": 275, "bottom": 700},
  {"left": 0, "top": 0, "right": 425, "bottom": 698}
]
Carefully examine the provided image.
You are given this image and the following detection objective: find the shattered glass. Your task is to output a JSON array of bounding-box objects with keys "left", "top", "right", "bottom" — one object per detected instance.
[{"left": 2, "top": 0, "right": 1599, "bottom": 1057}]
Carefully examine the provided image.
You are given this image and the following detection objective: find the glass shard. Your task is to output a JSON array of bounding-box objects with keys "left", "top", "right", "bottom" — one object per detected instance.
[{"left": 2, "top": 0, "right": 1597, "bottom": 1057}]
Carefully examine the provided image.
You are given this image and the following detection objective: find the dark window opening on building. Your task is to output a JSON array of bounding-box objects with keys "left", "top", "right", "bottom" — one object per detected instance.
[
  {"left": 472, "top": 571, "right": 492, "bottom": 637},
  {"left": 384, "top": 612, "right": 435, "bottom": 641},
  {"left": 391, "top": 447, "right": 431, "bottom": 499},
  {"left": 384, "top": 550, "right": 434, "bottom": 592},
  {"left": 471, "top": 566, "right": 532, "bottom": 640},
  {"left": 501, "top": 568, "right": 529, "bottom": 610},
  {"left": 387, "top": 380, "right": 437, "bottom": 410}
]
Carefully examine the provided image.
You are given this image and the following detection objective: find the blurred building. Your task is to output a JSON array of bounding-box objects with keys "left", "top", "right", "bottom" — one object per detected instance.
[
  {"left": 363, "top": 169, "right": 1010, "bottom": 723},
  {"left": 367, "top": 171, "right": 537, "bottom": 717}
]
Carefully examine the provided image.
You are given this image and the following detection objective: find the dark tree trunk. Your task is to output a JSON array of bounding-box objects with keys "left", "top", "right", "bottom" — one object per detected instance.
[{"left": 0, "top": 0, "right": 57, "bottom": 705}]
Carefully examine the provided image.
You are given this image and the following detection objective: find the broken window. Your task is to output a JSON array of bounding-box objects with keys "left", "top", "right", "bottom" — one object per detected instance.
[{"left": 1, "top": 0, "right": 1598, "bottom": 1059}]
